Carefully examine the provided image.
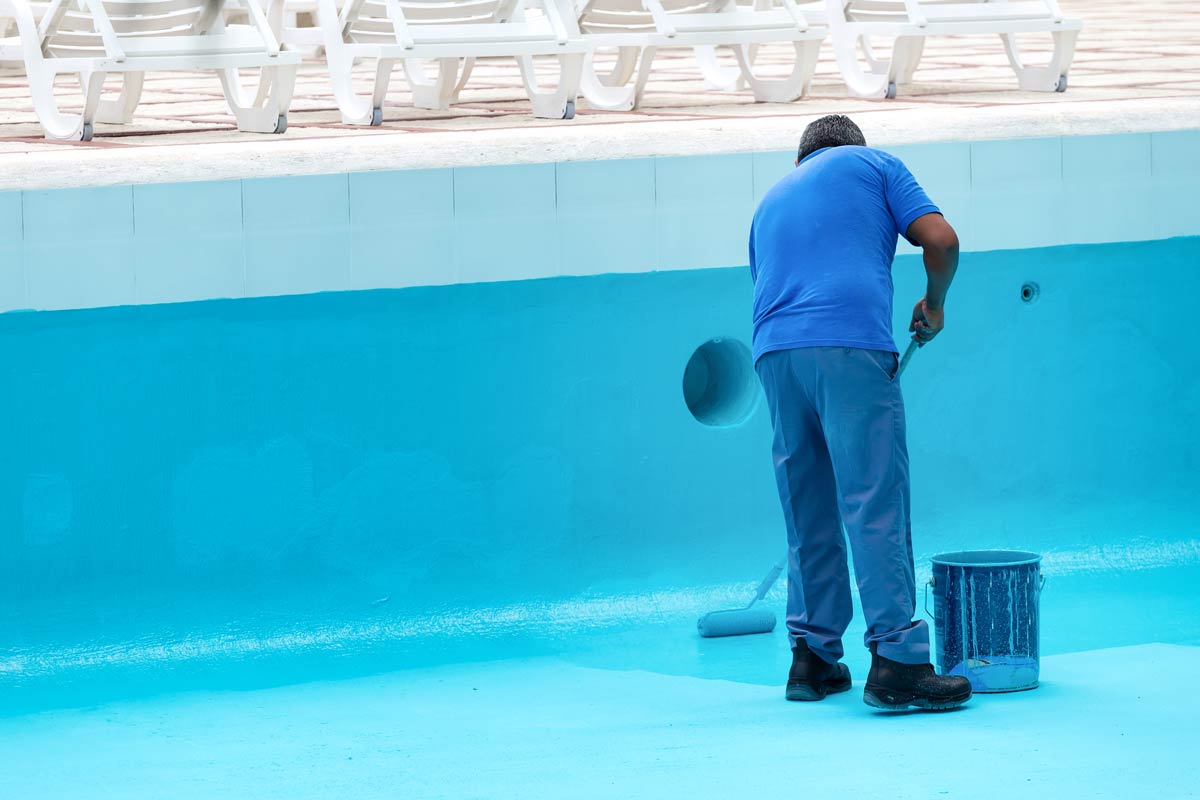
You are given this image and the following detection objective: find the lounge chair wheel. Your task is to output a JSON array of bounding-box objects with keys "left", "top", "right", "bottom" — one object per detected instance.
[
  {"left": 81, "top": 122, "right": 94, "bottom": 141},
  {"left": 562, "top": 99, "right": 575, "bottom": 120},
  {"left": 885, "top": 81, "right": 897, "bottom": 99},
  {"left": 371, "top": 107, "right": 383, "bottom": 126},
  {"left": 273, "top": 114, "right": 287, "bottom": 134},
  {"left": 1055, "top": 75, "right": 1067, "bottom": 93}
]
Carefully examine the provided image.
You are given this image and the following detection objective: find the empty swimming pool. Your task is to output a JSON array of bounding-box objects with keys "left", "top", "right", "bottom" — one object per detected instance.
[{"left": 1, "top": 132, "right": 1198, "bottom": 798}]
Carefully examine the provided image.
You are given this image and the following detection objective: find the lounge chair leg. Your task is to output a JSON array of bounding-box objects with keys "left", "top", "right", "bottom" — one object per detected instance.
[
  {"left": 218, "top": 63, "right": 296, "bottom": 133},
  {"left": 518, "top": 52, "right": 583, "bottom": 119},
  {"left": 95, "top": 72, "right": 144, "bottom": 125},
  {"left": 735, "top": 38, "right": 819, "bottom": 104},
  {"left": 834, "top": 33, "right": 918, "bottom": 98},
  {"left": 28, "top": 67, "right": 102, "bottom": 140},
  {"left": 695, "top": 45, "right": 742, "bottom": 91},
  {"left": 325, "top": 44, "right": 380, "bottom": 124},
  {"left": 369, "top": 59, "right": 395, "bottom": 123},
  {"left": 405, "top": 58, "right": 464, "bottom": 111},
  {"left": 859, "top": 35, "right": 888, "bottom": 75},
  {"left": 890, "top": 35, "right": 923, "bottom": 87},
  {"left": 1001, "top": 28, "right": 1079, "bottom": 92},
  {"left": 893, "top": 36, "right": 924, "bottom": 84},
  {"left": 858, "top": 35, "right": 923, "bottom": 83},
  {"left": 596, "top": 46, "right": 639, "bottom": 88},
  {"left": 579, "top": 46, "right": 655, "bottom": 111},
  {"left": 454, "top": 58, "right": 476, "bottom": 95}
]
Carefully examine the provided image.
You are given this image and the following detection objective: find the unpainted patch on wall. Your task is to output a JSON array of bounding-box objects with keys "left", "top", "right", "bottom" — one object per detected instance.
[{"left": 682, "top": 338, "right": 759, "bottom": 427}]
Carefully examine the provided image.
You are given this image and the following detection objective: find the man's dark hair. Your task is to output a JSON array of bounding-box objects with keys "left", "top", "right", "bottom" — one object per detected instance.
[{"left": 797, "top": 115, "right": 867, "bottom": 162}]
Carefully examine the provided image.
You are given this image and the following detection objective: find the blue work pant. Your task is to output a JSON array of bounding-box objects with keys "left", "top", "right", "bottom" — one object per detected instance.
[{"left": 756, "top": 346, "right": 929, "bottom": 665}]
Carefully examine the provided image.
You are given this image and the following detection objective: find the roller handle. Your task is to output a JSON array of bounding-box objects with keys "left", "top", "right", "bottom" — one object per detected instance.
[
  {"left": 897, "top": 339, "right": 919, "bottom": 379},
  {"left": 750, "top": 559, "right": 786, "bottom": 608}
]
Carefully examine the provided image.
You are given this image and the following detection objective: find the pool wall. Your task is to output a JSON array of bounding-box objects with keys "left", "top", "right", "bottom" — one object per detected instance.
[
  {"left": 1, "top": 132, "right": 1197, "bottom": 313},
  {"left": 2, "top": 132, "right": 1199, "bottom": 708}
]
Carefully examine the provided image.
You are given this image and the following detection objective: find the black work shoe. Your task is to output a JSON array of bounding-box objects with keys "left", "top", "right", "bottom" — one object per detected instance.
[
  {"left": 786, "top": 638, "right": 852, "bottom": 701},
  {"left": 863, "top": 645, "right": 972, "bottom": 711}
]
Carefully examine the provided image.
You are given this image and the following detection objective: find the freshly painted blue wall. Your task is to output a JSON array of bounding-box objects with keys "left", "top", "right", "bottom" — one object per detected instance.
[
  {"left": 2, "top": 235, "right": 1199, "bottom": 708},
  {"left": 2, "top": 136, "right": 1199, "bottom": 712}
]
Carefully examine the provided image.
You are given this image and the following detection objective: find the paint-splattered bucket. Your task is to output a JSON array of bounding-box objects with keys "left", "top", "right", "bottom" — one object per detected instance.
[{"left": 927, "top": 550, "right": 1045, "bottom": 693}]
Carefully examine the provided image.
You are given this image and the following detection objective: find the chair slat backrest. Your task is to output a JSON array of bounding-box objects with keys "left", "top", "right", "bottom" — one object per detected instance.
[
  {"left": 41, "top": 0, "right": 211, "bottom": 56},
  {"left": 578, "top": 0, "right": 719, "bottom": 35},
  {"left": 839, "top": 0, "right": 985, "bottom": 23},
  {"left": 344, "top": 0, "right": 516, "bottom": 43}
]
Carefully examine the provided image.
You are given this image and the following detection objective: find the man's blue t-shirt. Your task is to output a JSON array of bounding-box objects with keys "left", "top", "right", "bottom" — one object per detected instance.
[{"left": 748, "top": 146, "right": 939, "bottom": 362}]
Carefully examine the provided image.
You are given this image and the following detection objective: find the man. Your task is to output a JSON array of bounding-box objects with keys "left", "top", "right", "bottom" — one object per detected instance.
[{"left": 748, "top": 115, "right": 970, "bottom": 711}]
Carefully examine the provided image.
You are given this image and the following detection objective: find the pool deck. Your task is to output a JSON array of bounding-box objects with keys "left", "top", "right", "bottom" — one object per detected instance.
[
  {"left": 3, "top": 641, "right": 1197, "bottom": 799},
  {"left": 1, "top": 0, "right": 1198, "bottom": 190}
]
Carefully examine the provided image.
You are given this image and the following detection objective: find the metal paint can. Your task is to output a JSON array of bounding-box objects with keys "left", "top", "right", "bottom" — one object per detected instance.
[{"left": 928, "top": 550, "right": 1045, "bottom": 693}]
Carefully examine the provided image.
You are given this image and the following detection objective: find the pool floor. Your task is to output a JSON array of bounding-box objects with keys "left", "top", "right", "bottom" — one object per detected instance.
[{"left": 2, "top": 640, "right": 1195, "bottom": 799}]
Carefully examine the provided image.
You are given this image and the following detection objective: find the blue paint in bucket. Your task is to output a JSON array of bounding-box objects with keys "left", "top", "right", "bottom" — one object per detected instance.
[{"left": 930, "top": 550, "right": 1044, "bottom": 693}]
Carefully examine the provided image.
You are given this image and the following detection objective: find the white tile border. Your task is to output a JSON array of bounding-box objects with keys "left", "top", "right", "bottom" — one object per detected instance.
[{"left": 1, "top": 130, "right": 1196, "bottom": 314}]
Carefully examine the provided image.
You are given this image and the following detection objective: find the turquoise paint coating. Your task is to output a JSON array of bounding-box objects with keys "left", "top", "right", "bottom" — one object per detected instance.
[
  {"left": 1, "top": 643, "right": 1197, "bottom": 798},
  {"left": 1, "top": 235, "right": 1198, "bottom": 716}
]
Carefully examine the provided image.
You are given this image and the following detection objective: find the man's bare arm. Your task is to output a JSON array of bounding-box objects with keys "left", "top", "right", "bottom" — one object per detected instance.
[{"left": 905, "top": 213, "right": 959, "bottom": 345}]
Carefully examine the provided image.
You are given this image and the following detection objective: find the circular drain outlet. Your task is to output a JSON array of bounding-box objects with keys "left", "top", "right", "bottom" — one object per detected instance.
[{"left": 682, "top": 338, "right": 758, "bottom": 427}]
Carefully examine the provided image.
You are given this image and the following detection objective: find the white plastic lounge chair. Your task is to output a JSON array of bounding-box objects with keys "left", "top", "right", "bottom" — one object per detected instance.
[
  {"left": 576, "top": 0, "right": 826, "bottom": 110},
  {"left": 826, "top": 0, "right": 1082, "bottom": 98},
  {"left": 0, "top": 0, "right": 298, "bottom": 140},
  {"left": 226, "top": 0, "right": 321, "bottom": 54},
  {"left": 315, "top": 0, "right": 587, "bottom": 123}
]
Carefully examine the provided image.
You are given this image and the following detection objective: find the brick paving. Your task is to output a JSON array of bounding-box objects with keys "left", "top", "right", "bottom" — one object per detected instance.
[{"left": 0, "top": 0, "right": 1196, "bottom": 186}]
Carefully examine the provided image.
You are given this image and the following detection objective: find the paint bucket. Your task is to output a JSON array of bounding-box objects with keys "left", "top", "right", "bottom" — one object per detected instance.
[{"left": 927, "top": 550, "right": 1045, "bottom": 693}]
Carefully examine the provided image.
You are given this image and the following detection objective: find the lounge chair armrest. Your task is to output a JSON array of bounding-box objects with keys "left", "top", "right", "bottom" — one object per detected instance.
[
  {"left": 537, "top": 0, "right": 574, "bottom": 44},
  {"left": 902, "top": 0, "right": 925, "bottom": 27},
  {"left": 643, "top": 0, "right": 677, "bottom": 37},
  {"left": 1041, "top": 0, "right": 1064, "bottom": 22},
  {"left": 240, "top": 0, "right": 282, "bottom": 55},
  {"left": 83, "top": 0, "right": 126, "bottom": 61},
  {"left": 778, "top": 0, "right": 810, "bottom": 31},
  {"left": 382, "top": 0, "right": 416, "bottom": 49}
]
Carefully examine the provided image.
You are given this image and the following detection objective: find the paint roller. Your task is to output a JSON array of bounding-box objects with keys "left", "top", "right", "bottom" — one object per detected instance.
[{"left": 697, "top": 340, "right": 920, "bottom": 638}]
